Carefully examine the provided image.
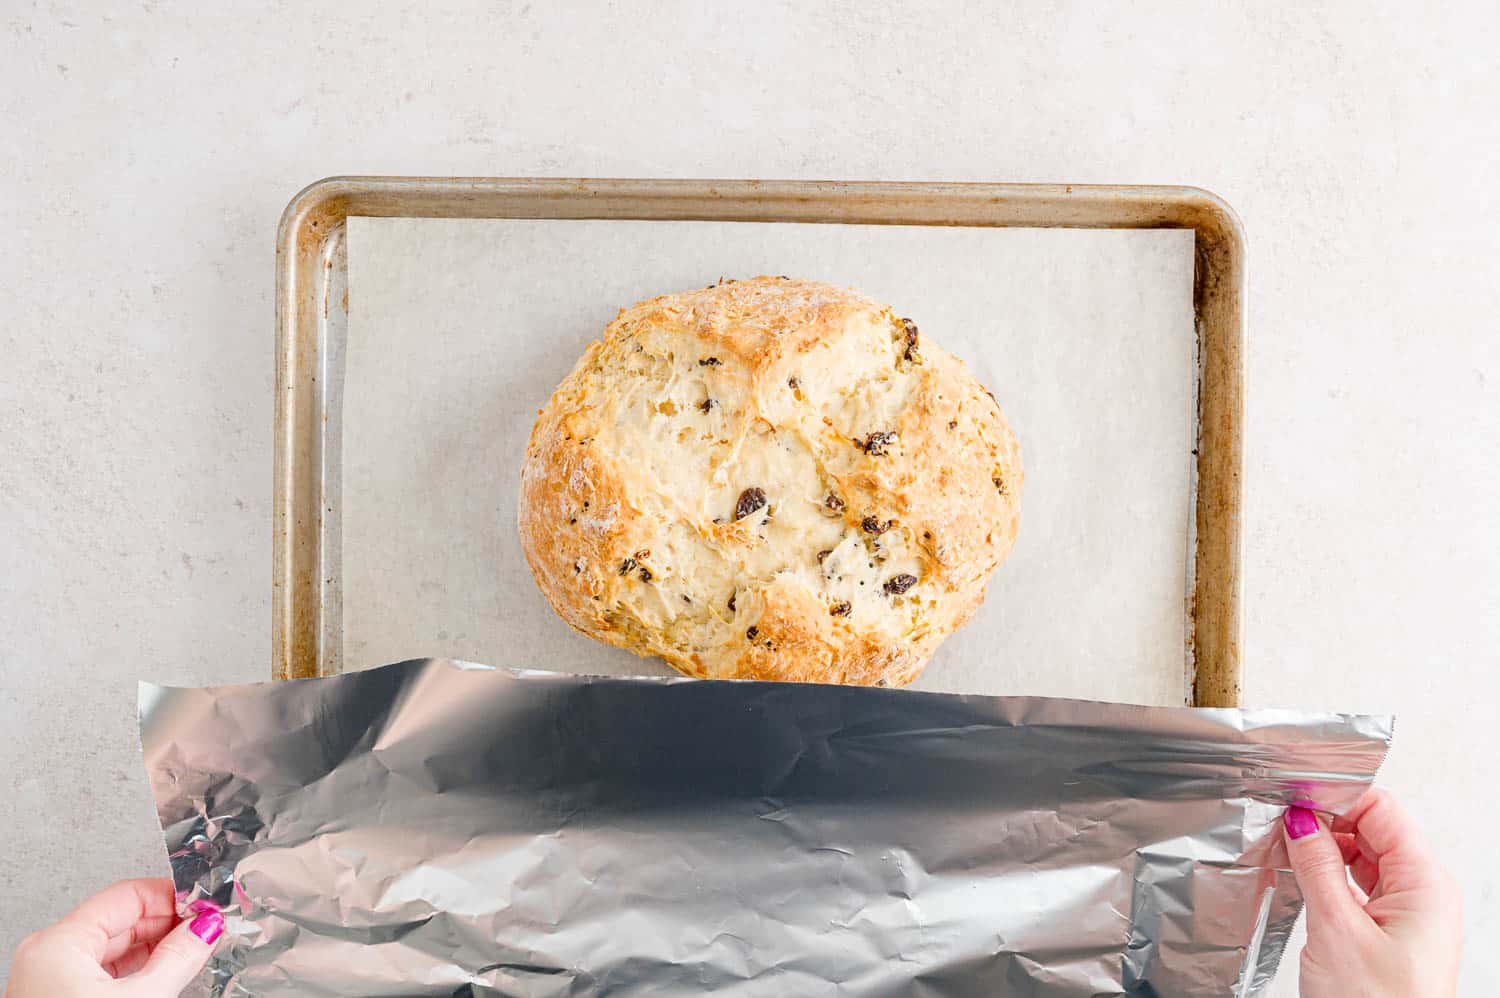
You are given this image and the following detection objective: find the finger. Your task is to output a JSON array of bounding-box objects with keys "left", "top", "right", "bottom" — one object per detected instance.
[
  {"left": 99, "top": 913, "right": 177, "bottom": 965},
  {"left": 1350, "top": 854, "right": 1380, "bottom": 897},
  {"left": 1283, "top": 805, "right": 1363, "bottom": 929},
  {"left": 1336, "top": 789, "right": 1423, "bottom": 856},
  {"left": 104, "top": 941, "right": 153, "bottom": 979},
  {"left": 1340, "top": 789, "right": 1441, "bottom": 895},
  {"left": 126, "top": 906, "right": 222, "bottom": 995},
  {"left": 58, "top": 879, "right": 177, "bottom": 961},
  {"left": 1334, "top": 831, "right": 1361, "bottom": 865}
]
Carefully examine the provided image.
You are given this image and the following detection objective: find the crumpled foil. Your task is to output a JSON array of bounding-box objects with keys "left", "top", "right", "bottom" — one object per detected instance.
[{"left": 139, "top": 659, "right": 1391, "bottom": 997}]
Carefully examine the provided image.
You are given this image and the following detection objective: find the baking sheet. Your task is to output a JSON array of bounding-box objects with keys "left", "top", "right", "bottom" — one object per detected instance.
[{"left": 343, "top": 218, "right": 1195, "bottom": 704}]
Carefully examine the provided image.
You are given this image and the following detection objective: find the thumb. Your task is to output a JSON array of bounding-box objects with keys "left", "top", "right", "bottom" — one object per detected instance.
[
  {"left": 126, "top": 905, "right": 222, "bottom": 995},
  {"left": 1283, "top": 805, "right": 1362, "bottom": 932}
]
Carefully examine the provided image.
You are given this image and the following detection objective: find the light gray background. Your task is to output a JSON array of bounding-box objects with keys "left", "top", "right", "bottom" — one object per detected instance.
[
  {"left": 344, "top": 219, "right": 1194, "bottom": 706},
  {"left": 2, "top": 3, "right": 1496, "bottom": 994}
]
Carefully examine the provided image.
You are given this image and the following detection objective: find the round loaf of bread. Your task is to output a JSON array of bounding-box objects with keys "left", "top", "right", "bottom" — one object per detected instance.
[{"left": 518, "top": 277, "right": 1022, "bottom": 687}]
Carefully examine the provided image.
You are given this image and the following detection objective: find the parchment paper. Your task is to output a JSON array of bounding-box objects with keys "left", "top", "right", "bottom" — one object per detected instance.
[{"left": 344, "top": 218, "right": 1195, "bottom": 704}]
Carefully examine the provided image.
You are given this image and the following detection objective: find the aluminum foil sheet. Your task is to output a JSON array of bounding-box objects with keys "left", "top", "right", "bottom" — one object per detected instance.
[{"left": 139, "top": 660, "right": 1391, "bottom": 997}]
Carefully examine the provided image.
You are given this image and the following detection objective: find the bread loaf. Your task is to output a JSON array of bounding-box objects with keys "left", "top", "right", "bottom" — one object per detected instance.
[{"left": 518, "top": 277, "right": 1022, "bottom": 687}]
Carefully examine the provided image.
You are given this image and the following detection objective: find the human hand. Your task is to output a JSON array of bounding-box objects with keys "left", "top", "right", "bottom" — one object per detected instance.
[
  {"left": 1284, "top": 788, "right": 1463, "bottom": 998},
  {"left": 4, "top": 879, "right": 220, "bottom": 998}
]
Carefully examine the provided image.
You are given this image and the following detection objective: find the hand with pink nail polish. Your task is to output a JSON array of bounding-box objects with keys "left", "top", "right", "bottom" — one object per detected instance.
[
  {"left": 1284, "top": 789, "right": 1463, "bottom": 998},
  {"left": 4, "top": 879, "right": 221, "bottom": 998}
]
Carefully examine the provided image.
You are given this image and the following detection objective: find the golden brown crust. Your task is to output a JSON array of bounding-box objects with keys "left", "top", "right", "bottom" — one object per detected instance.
[{"left": 518, "top": 277, "right": 1022, "bottom": 687}]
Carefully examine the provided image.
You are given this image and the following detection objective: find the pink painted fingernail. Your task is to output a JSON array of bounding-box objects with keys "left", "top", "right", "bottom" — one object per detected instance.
[
  {"left": 1285, "top": 805, "right": 1319, "bottom": 840},
  {"left": 189, "top": 908, "right": 224, "bottom": 945}
]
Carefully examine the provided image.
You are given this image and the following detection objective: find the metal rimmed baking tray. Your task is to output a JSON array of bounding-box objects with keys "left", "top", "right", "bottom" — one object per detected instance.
[{"left": 274, "top": 178, "right": 1245, "bottom": 705}]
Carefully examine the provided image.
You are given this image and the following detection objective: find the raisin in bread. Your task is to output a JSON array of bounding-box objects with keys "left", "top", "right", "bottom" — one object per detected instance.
[{"left": 518, "top": 277, "right": 1022, "bottom": 687}]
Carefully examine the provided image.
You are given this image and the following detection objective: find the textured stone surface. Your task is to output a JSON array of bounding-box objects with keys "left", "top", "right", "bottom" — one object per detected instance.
[{"left": 2, "top": 3, "right": 1496, "bottom": 992}]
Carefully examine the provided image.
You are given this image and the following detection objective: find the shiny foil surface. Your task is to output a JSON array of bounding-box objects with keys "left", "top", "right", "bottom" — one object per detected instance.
[{"left": 138, "top": 660, "right": 1391, "bottom": 997}]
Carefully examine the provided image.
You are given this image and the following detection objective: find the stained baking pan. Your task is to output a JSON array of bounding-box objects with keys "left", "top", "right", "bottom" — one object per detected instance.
[{"left": 274, "top": 178, "right": 1245, "bottom": 705}]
